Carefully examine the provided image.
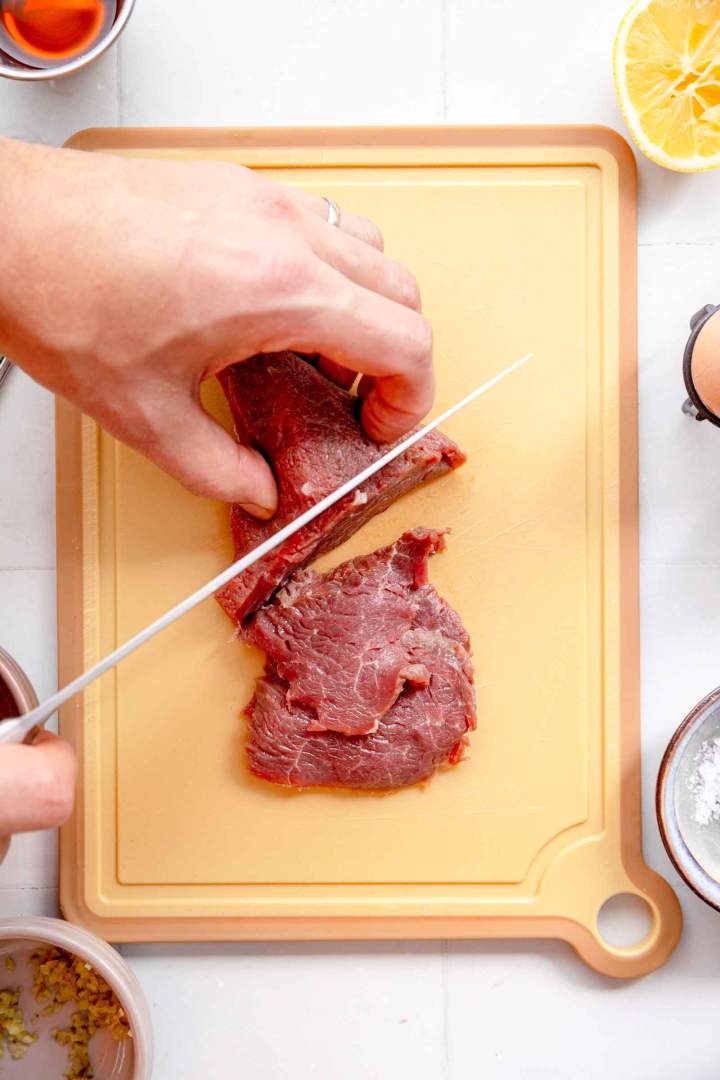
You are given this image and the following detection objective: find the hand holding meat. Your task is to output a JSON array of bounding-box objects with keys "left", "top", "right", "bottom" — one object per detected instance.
[{"left": 0, "top": 136, "right": 434, "bottom": 517}]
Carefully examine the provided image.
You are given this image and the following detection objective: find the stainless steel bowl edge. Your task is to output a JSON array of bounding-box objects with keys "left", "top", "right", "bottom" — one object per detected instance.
[
  {"left": 0, "top": 645, "right": 38, "bottom": 714},
  {"left": 0, "top": 0, "right": 137, "bottom": 81}
]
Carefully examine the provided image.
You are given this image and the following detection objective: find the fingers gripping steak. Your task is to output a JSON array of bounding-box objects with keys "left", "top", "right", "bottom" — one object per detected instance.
[{"left": 216, "top": 353, "right": 465, "bottom": 624}]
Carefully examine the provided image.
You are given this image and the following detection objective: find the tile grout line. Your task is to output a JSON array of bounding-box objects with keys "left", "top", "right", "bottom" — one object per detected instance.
[
  {"left": 638, "top": 240, "right": 720, "bottom": 248},
  {"left": 441, "top": 940, "right": 451, "bottom": 1076},
  {"left": 441, "top": 0, "right": 448, "bottom": 122},
  {"left": 0, "top": 567, "right": 56, "bottom": 573},
  {"left": 0, "top": 885, "right": 58, "bottom": 893},
  {"left": 116, "top": 36, "right": 123, "bottom": 125}
]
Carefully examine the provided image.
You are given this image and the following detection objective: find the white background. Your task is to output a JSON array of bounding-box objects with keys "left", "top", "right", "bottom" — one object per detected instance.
[{"left": 2, "top": 1, "right": 720, "bottom": 1076}]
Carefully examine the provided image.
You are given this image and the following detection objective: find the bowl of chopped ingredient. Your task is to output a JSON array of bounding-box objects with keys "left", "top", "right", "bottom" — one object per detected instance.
[
  {"left": 657, "top": 686, "right": 720, "bottom": 911},
  {"left": 0, "top": 917, "right": 152, "bottom": 1078}
]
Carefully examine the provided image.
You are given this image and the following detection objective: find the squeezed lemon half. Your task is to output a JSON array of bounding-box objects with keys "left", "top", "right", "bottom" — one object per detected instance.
[{"left": 614, "top": 0, "right": 720, "bottom": 171}]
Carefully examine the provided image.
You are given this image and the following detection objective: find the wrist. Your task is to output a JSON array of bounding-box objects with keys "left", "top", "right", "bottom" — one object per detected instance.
[
  {"left": 0, "top": 137, "right": 51, "bottom": 358},
  {"left": 0, "top": 138, "right": 91, "bottom": 373}
]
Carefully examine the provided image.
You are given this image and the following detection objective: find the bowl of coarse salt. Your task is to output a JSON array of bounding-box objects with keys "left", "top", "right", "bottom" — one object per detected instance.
[{"left": 657, "top": 686, "right": 720, "bottom": 910}]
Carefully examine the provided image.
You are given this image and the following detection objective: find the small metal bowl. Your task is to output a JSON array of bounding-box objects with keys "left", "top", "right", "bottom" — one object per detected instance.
[
  {"left": 657, "top": 686, "right": 720, "bottom": 911},
  {"left": 0, "top": 0, "right": 136, "bottom": 81}
]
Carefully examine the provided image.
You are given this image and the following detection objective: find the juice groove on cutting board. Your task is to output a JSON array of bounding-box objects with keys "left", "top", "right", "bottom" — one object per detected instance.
[{"left": 56, "top": 126, "right": 681, "bottom": 977}]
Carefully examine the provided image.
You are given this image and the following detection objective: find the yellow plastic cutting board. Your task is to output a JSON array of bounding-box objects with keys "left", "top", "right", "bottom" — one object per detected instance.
[{"left": 57, "top": 126, "right": 681, "bottom": 976}]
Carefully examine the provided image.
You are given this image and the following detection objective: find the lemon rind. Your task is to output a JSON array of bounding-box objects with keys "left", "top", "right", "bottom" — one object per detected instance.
[{"left": 613, "top": 0, "right": 720, "bottom": 173}]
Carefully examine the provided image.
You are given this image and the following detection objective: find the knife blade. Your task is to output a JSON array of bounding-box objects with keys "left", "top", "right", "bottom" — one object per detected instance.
[
  {"left": 0, "top": 351, "right": 531, "bottom": 745},
  {"left": 0, "top": 357, "right": 12, "bottom": 393}
]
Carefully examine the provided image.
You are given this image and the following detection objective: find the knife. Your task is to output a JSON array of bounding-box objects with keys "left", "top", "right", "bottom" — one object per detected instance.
[
  {"left": 0, "top": 351, "right": 531, "bottom": 746},
  {"left": 0, "top": 357, "right": 12, "bottom": 393}
]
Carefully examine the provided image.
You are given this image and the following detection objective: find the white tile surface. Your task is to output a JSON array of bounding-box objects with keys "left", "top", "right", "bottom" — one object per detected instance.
[
  {"left": 0, "top": 830, "right": 58, "bottom": 894},
  {"left": 0, "top": 569, "right": 57, "bottom": 696},
  {"left": 445, "top": 0, "right": 625, "bottom": 126},
  {"left": 2, "top": 1, "right": 720, "bottom": 1076},
  {"left": 122, "top": 942, "right": 446, "bottom": 1080},
  {"left": 445, "top": 936, "right": 720, "bottom": 1080},
  {"left": 445, "top": 0, "right": 720, "bottom": 244},
  {"left": 0, "top": 887, "right": 59, "bottom": 918},
  {"left": 0, "top": 53, "right": 118, "bottom": 145},
  {"left": 120, "top": 0, "right": 445, "bottom": 127},
  {"left": 0, "top": 370, "right": 56, "bottom": 571}
]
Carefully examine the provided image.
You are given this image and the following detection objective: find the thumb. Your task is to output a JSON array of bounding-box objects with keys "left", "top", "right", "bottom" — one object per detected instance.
[
  {"left": 137, "top": 392, "right": 278, "bottom": 516},
  {"left": 0, "top": 731, "right": 77, "bottom": 835}
]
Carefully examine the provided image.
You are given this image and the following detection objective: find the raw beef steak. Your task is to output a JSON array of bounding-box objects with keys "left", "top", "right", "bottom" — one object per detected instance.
[
  {"left": 244, "top": 529, "right": 476, "bottom": 790},
  {"left": 216, "top": 353, "right": 465, "bottom": 623},
  {"left": 243, "top": 529, "right": 467, "bottom": 736}
]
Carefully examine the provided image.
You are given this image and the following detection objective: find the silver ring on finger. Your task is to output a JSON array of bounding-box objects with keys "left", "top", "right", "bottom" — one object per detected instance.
[{"left": 323, "top": 196, "right": 341, "bottom": 228}]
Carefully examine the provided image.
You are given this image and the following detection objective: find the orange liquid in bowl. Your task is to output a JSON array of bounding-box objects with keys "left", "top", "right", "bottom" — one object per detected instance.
[{"left": 0, "top": 0, "right": 116, "bottom": 67}]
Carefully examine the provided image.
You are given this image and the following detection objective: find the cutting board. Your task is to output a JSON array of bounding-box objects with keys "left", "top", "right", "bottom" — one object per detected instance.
[{"left": 57, "top": 126, "right": 681, "bottom": 977}]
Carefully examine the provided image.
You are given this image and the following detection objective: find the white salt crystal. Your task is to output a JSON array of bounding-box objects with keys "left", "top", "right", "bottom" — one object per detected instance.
[{"left": 688, "top": 737, "right": 720, "bottom": 826}]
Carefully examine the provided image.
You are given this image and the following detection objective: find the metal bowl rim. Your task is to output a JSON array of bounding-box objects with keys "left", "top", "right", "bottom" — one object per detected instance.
[
  {"left": 0, "top": 0, "right": 137, "bottom": 81},
  {"left": 0, "top": 645, "right": 38, "bottom": 714},
  {"left": 656, "top": 684, "right": 720, "bottom": 912}
]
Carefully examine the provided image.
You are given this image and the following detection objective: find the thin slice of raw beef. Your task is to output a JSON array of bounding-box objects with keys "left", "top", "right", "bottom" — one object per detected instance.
[
  {"left": 243, "top": 529, "right": 465, "bottom": 736},
  {"left": 216, "top": 353, "right": 465, "bottom": 623},
  {"left": 244, "top": 529, "right": 476, "bottom": 790}
]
